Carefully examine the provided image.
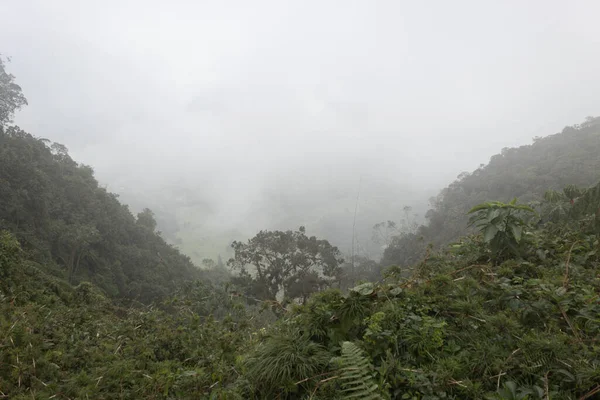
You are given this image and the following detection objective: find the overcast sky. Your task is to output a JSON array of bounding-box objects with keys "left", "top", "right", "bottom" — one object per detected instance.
[{"left": 2, "top": 0, "right": 600, "bottom": 230}]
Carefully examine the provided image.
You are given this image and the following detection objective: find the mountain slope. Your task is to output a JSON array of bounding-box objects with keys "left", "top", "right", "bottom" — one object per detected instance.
[
  {"left": 0, "top": 125, "right": 202, "bottom": 302},
  {"left": 0, "top": 230, "right": 252, "bottom": 399},
  {"left": 383, "top": 116, "right": 600, "bottom": 267}
]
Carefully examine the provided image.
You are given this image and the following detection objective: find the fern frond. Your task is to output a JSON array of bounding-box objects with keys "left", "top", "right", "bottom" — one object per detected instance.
[{"left": 334, "top": 341, "right": 383, "bottom": 400}]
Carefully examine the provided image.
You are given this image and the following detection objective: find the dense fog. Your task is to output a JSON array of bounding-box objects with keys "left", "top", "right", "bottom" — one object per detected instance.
[{"left": 3, "top": 0, "right": 600, "bottom": 261}]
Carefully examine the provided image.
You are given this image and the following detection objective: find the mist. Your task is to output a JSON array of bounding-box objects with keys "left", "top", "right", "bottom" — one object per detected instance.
[{"left": 2, "top": 0, "right": 600, "bottom": 261}]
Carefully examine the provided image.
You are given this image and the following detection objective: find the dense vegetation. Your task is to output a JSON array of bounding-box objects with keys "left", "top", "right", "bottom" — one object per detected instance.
[
  {"left": 0, "top": 124, "right": 204, "bottom": 302},
  {"left": 228, "top": 226, "right": 344, "bottom": 304},
  {"left": 2, "top": 57, "right": 600, "bottom": 399},
  {"left": 3, "top": 179, "right": 600, "bottom": 399},
  {"left": 0, "top": 115, "right": 204, "bottom": 302},
  {"left": 382, "top": 117, "right": 600, "bottom": 268},
  {"left": 0, "top": 233, "right": 259, "bottom": 399}
]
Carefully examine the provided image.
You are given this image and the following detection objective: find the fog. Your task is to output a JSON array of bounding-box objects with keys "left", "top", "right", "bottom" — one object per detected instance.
[{"left": 2, "top": 0, "right": 600, "bottom": 261}]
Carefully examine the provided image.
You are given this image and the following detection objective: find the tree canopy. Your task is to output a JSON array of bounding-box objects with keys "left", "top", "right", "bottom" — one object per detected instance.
[
  {"left": 0, "top": 56, "right": 27, "bottom": 126},
  {"left": 228, "top": 226, "right": 344, "bottom": 304},
  {"left": 0, "top": 125, "right": 202, "bottom": 302}
]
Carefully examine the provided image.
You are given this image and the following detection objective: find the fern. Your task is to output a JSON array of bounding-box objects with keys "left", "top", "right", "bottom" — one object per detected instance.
[{"left": 333, "top": 341, "right": 383, "bottom": 400}]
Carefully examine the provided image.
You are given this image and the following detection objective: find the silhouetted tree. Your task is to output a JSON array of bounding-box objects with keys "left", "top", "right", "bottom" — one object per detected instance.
[
  {"left": 228, "top": 226, "right": 343, "bottom": 303},
  {"left": 0, "top": 56, "right": 27, "bottom": 126},
  {"left": 136, "top": 208, "right": 157, "bottom": 232}
]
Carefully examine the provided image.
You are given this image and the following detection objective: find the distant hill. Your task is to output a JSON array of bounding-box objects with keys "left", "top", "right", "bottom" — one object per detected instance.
[
  {"left": 0, "top": 125, "right": 202, "bottom": 302},
  {"left": 383, "top": 116, "right": 600, "bottom": 267},
  {"left": 110, "top": 170, "right": 430, "bottom": 265}
]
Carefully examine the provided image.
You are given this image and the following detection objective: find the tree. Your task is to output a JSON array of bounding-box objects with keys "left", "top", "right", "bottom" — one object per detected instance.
[
  {"left": 372, "top": 207, "right": 419, "bottom": 251},
  {"left": 200, "top": 257, "right": 231, "bottom": 285},
  {"left": 228, "top": 226, "right": 343, "bottom": 303},
  {"left": 51, "top": 221, "right": 101, "bottom": 283},
  {"left": 467, "top": 199, "right": 535, "bottom": 263},
  {"left": 372, "top": 220, "right": 399, "bottom": 249},
  {"left": 0, "top": 56, "right": 28, "bottom": 126},
  {"left": 0, "top": 230, "right": 21, "bottom": 284},
  {"left": 0, "top": 124, "right": 201, "bottom": 301},
  {"left": 338, "top": 255, "right": 380, "bottom": 290},
  {"left": 571, "top": 181, "right": 600, "bottom": 232},
  {"left": 380, "top": 231, "right": 426, "bottom": 268},
  {"left": 542, "top": 182, "right": 600, "bottom": 233},
  {"left": 136, "top": 208, "right": 157, "bottom": 231},
  {"left": 202, "top": 258, "right": 216, "bottom": 269}
]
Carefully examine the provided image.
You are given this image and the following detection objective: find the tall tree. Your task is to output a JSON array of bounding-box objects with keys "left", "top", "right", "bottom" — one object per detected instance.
[
  {"left": 50, "top": 220, "right": 101, "bottom": 283},
  {"left": 136, "top": 208, "right": 157, "bottom": 231},
  {"left": 0, "top": 56, "right": 28, "bottom": 126},
  {"left": 228, "top": 226, "right": 343, "bottom": 303}
]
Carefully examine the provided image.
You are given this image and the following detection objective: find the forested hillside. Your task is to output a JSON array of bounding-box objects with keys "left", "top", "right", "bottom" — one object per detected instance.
[
  {"left": 383, "top": 117, "right": 600, "bottom": 267},
  {"left": 0, "top": 233, "right": 258, "bottom": 399},
  {"left": 3, "top": 179, "right": 600, "bottom": 399},
  {"left": 0, "top": 124, "right": 202, "bottom": 302}
]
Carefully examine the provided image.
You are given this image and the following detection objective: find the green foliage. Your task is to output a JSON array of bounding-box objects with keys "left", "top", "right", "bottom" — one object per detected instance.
[
  {"left": 486, "top": 381, "right": 544, "bottom": 400},
  {"left": 3, "top": 176, "right": 600, "bottom": 399},
  {"left": 228, "top": 226, "right": 343, "bottom": 303},
  {"left": 243, "top": 328, "right": 331, "bottom": 396},
  {"left": 333, "top": 341, "right": 384, "bottom": 400},
  {"left": 137, "top": 207, "right": 158, "bottom": 232},
  {"left": 239, "top": 192, "right": 600, "bottom": 398},
  {"left": 540, "top": 182, "right": 600, "bottom": 234},
  {"left": 383, "top": 117, "right": 600, "bottom": 267},
  {"left": 468, "top": 199, "right": 535, "bottom": 262},
  {"left": 0, "top": 237, "right": 258, "bottom": 399},
  {"left": 0, "top": 230, "right": 21, "bottom": 270},
  {"left": 0, "top": 125, "right": 202, "bottom": 302},
  {"left": 542, "top": 188, "right": 574, "bottom": 226},
  {"left": 571, "top": 181, "right": 600, "bottom": 232},
  {"left": 1, "top": 67, "right": 198, "bottom": 299},
  {"left": 0, "top": 56, "right": 28, "bottom": 126},
  {"left": 338, "top": 255, "right": 383, "bottom": 291}
]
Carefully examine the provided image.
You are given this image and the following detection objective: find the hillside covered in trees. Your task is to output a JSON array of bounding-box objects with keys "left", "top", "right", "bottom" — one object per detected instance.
[
  {"left": 0, "top": 123, "right": 205, "bottom": 302},
  {"left": 382, "top": 117, "right": 600, "bottom": 268},
  {"left": 1, "top": 58, "right": 205, "bottom": 303}
]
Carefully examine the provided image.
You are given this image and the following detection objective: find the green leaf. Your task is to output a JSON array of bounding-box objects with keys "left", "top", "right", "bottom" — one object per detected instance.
[
  {"left": 487, "top": 209, "right": 501, "bottom": 222},
  {"left": 351, "top": 283, "right": 374, "bottom": 296},
  {"left": 555, "top": 369, "right": 575, "bottom": 382},
  {"left": 510, "top": 224, "right": 522, "bottom": 242},
  {"left": 336, "top": 342, "right": 383, "bottom": 399},
  {"left": 483, "top": 225, "right": 499, "bottom": 242},
  {"left": 555, "top": 287, "right": 567, "bottom": 296},
  {"left": 467, "top": 203, "right": 492, "bottom": 214}
]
